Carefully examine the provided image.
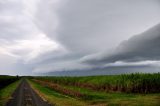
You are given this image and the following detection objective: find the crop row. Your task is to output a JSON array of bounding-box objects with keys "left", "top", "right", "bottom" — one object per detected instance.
[{"left": 33, "top": 73, "right": 160, "bottom": 93}]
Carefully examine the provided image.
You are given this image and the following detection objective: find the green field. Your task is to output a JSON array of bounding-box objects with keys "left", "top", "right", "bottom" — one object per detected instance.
[
  {"left": 1, "top": 74, "right": 160, "bottom": 105},
  {"left": 33, "top": 73, "right": 160, "bottom": 93},
  {"left": 30, "top": 73, "right": 160, "bottom": 106}
]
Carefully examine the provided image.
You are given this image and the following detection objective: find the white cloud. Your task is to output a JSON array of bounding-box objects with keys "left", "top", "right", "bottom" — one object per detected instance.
[{"left": 0, "top": 33, "right": 59, "bottom": 62}]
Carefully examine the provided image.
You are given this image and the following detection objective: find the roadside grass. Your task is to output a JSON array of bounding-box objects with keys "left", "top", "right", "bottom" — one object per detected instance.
[
  {"left": 53, "top": 82, "right": 160, "bottom": 106},
  {"left": 30, "top": 79, "right": 160, "bottom": 106},
  {"left": 0, "top": 80, "right": 21, "bottom": 106},
  {"left": 28, "top": 80, "right": 88, "bottom": 106}
]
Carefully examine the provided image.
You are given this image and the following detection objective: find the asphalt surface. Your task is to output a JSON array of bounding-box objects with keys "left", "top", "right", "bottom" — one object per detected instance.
[{"left": 6, "top": 79, "right": 52, "bottom": 106}]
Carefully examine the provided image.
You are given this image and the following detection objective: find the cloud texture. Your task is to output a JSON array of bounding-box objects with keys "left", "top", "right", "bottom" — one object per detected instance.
[{"left": 0, "top": 0, "right": 160, "bottom": 75}]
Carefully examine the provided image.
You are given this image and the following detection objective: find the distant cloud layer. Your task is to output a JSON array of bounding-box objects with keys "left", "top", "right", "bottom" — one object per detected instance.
[
  {"left": 82, "top": 24, "right": 160, "bottom": 64},
  {"left": 0, "top": 0, "right": 160, "bottom": 75}
]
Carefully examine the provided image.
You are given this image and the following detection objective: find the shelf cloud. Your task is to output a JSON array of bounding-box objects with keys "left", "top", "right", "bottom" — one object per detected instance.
[{"left": 82, "top": 24, "right": 160, "bottom": 64}]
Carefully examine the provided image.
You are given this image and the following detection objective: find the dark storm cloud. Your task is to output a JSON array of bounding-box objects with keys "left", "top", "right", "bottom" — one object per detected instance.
[
  {"left": 32, "top": 0, "right": 160, "bottom": 73},
  {"left": 82, "top": 23, "right": 160, "bottom": 64},
  {"left": 36, "top": 0, "right": 160, "bottom": 54}
]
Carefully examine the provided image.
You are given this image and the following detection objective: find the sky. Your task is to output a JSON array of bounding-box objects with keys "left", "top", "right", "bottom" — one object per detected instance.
[{"left": 0, "top": 0, "right": 160, "bottom": 75}]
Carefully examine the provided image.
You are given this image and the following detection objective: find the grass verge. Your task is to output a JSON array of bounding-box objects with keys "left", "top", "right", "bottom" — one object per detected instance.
[
  {"left": 0, "top": 80, "right": 21, "bottom": 106},
  {"left": 29, "top": 79, "right": 160, "bottom": 106}
]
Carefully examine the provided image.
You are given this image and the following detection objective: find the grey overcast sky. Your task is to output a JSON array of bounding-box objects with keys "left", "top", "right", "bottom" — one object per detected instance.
[{"left": 0, "top": 0, "right": 160, "bottom": 75}]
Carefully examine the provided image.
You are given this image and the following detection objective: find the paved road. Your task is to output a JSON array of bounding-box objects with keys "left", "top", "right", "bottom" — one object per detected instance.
[{"left": 6, "top": 79, "right": 52, "bottom": 106}]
